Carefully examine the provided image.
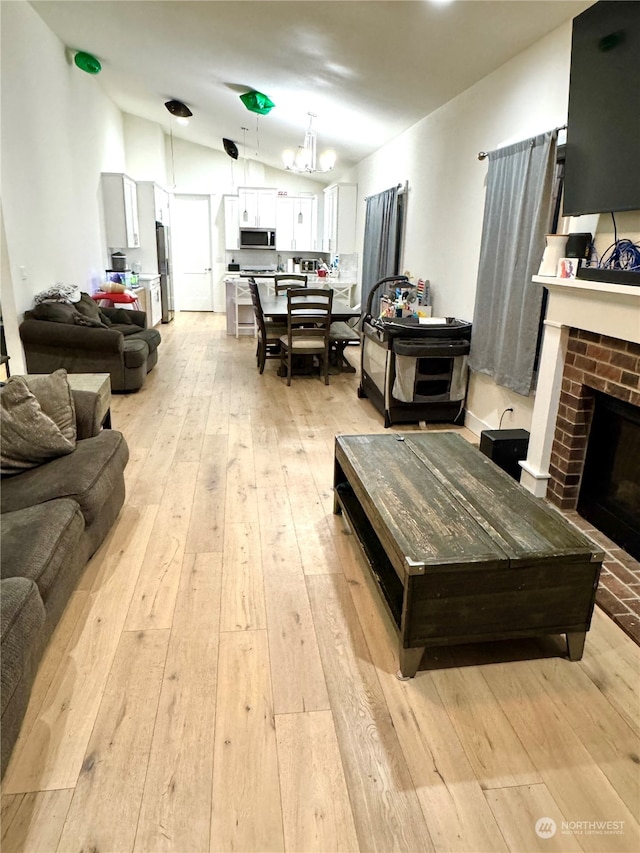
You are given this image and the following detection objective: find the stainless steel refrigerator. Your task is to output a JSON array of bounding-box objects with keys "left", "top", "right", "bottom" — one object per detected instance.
[{"left": 156, "top": 221, "right": 174, "bottom": 323}]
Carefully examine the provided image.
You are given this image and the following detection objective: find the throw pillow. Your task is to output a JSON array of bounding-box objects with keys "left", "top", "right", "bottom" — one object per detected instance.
[
  {"left": 110, "top": 308, "right": 134, "bottom": 325},
  {"left": 72, "top": 313, "right": 106, "bottom": 328},
  {"left": 0, "top": 378, "right": 76, "bottom": 477},
  {"left": 75, "top": 293, "right": 105, "bottom": 323},
  {"left": 22, "top": 369, "right": 76, "bottom": 443},
  {"left": 31, "top": 302, "right": 78, "bottom": 324}
]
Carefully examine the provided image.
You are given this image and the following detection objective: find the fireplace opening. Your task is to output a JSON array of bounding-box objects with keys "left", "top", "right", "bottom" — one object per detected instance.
[{"left": 578, "top": 391, "right": 640, "bottom": 560}]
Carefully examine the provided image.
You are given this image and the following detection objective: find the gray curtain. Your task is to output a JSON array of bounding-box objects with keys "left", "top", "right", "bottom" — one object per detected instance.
[
  {"left": 469, "top": 131, "right": 557, "bottom": 396},
  {"left": 361, "top": 186, "right": 399, "bottom": 314}
]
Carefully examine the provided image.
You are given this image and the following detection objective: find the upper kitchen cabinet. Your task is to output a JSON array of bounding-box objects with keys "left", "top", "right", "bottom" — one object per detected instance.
[
  {"left": 238, "top": 187, "right": 277, "bottom": 228},
  {"left": 135, "top": 182, "right": 171, "bottom": 273},
  {"left": 101, "top": 173, "right": 140, "bottom": 249},
  {"left": 322, "top": 182, "right": 357, "bottom": 255},
  {"left": 276, "top": 195, "right": 318, "bottom": 252},
  {"left": 224, "top": 195, "right": 240, "bottom": 250},
  {"left": 154, "top": 185, "right": 171, "bottom": 225}
]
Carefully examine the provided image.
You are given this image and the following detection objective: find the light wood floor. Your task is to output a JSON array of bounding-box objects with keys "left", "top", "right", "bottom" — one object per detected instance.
[{"left": 2, "top": 313, "right": 639, "bottom": 853}]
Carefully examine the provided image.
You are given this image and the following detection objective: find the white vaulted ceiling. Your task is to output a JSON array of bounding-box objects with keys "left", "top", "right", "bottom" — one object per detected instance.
[{"left": 31, "top": 0, "right": 593, "bottom": 177}]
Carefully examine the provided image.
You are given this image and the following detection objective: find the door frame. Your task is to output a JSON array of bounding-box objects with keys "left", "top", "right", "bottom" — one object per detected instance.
[{"left": 170, "top": 193, "right": 216, "bottom": 312}]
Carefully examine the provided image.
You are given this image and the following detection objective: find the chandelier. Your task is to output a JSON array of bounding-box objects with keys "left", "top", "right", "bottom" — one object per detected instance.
[{"left": 282, "top": 113, "right": 336, "bottom": 173}]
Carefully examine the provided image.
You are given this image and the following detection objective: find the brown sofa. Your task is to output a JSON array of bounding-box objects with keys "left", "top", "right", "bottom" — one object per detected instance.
[
  {"left": 19, "top": 294, "right": 161, "bottom": 392},
  {"left": 1, "top": 381, "right": 129, "bottom": 778}
]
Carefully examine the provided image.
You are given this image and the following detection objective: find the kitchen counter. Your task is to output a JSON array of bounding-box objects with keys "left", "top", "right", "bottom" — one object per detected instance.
[{"left": 224, "top": 273, "right": 357, "bottom": 306}]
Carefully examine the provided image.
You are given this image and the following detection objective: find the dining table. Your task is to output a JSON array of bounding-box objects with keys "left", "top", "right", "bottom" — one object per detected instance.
[
  {"left": 257, "top": 283, "right": 360, "bottom": 323},
  {"left": 257, "top": 282, "right": 361, "bottom": 373}
]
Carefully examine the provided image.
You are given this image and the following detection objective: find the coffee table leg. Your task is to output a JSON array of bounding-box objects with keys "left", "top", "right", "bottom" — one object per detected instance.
[
  {"left": 397, "top": 646, "right": 425, "bottom": 680},
  {"left": 566, "top": 631, "right": 586, "bottom": 661}
]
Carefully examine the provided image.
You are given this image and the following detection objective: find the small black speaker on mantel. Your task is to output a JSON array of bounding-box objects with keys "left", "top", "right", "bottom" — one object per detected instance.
[
  {"left": 479, "top": 429, "right": 530, "bottom": 480},
  {"left": 565, "top": 232, "right": 592, "bottom": 261}
]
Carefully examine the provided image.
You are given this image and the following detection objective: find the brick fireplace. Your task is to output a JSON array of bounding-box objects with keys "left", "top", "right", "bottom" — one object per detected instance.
[
  {"left": 520, "top": 275, "right": 640, "bottom": 642},
  {"left": 547, "top": 330, "right": 640, "bottom": 510},
  {"left": 520, "top": 274, "right": 640, "bottom": 499}
]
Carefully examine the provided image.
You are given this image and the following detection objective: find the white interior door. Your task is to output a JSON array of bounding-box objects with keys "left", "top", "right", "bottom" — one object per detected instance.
[{"left": 171, "top": 195, "right": 213, "bottom": 311}]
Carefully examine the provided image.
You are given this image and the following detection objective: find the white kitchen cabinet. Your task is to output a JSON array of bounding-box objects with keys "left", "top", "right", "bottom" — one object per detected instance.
[
  {"left": 102, "top": 173, "right": 140, "bottom": 249},
  {"left": 148, "top": 278, "right": 162, "bottom": 327},
  {"left": 154, "top": 185, "right": 171, "bottom": 225},
  {"left": 275, "top": 197, "right": 295, "bottom": 251},
  {"left": 238, "top": 187, "right": 277, "bottom": 228},
  {"left": 224, "top": 195, "right": 239, "bottom": 250},
  {"left": 322, "top": 182, "right": 357, "bottom": 255},
  {"left": 276, "top": 195, "right": 317, "bottom": 252},
  {"left": 137, "top": 275, "right": 162, "bottom": 326},
  {"left": 135, "top": 181, "right": 172, "bottom": 273}
]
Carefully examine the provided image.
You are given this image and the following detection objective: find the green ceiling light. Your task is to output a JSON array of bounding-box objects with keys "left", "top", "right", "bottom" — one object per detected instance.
[
  {"left": 74, "top": 51, "right": 101, "bottom": 74},
  {"left": 239, "top": 90, "right": 275, "bottom": 115}
]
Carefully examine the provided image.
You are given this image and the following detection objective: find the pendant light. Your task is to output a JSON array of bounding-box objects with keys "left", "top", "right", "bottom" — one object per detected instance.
[
  {"left": 241, "top": 126, "right": 249, "bottom": 222},
  {"left": 283, "top": 113, "right": 336, "bottom": 174}
]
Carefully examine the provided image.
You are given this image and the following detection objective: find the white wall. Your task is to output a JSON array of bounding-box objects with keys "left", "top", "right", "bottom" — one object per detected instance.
[
  {"left": 156, "top": 133, "right": 330, "bottom": 311},
  {"left": 124, "top": 114, "right": 167, "bottom": 182},
  {"left": 1, "top": 0, "right": 126, "bottom": 338},
  {"left": 346, "top": 22, "right": 576, "bottom": 434}
]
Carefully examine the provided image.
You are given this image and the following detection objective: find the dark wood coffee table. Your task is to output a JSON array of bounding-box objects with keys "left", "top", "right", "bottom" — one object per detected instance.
[{"left": 333, "top": 432, "right": 603, "bottom": 678}]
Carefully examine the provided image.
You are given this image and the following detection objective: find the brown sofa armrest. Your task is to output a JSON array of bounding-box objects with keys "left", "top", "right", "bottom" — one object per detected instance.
[
  {"left": 19, "top": 319, "right": 124, "bottom": 353},
  {"left": 72, "top": 390, "right": 103, "bottom": 439}
]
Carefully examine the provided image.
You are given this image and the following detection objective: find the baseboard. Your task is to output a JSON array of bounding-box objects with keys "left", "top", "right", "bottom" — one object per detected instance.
[{"left": 464, "top": 409, "right": 491, "bottom": 437}]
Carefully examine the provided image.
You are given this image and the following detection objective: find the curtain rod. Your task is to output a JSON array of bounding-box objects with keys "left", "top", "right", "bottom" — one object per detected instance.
[
  {"left": 477, "top": 125, "right": 567, "bottom": 161},
  {"left": 364, "top": 181, "right": 407, "bottom": 201}
]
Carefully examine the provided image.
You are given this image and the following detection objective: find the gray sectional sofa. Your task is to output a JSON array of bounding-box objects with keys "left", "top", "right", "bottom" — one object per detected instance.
[{"left": 0, "top": 373, "right": 129, "bottom": 778}]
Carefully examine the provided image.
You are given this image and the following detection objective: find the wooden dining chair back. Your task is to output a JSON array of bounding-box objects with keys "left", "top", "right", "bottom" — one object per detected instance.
[
  {"left": 280, "top": 288, "right": 333, "bottom": 386},
  {"left": 274, "top": 274, "right": 308, "bottom": 296},
  {"left": 248, "top": 279, "right": 287, "bottom": 374}
]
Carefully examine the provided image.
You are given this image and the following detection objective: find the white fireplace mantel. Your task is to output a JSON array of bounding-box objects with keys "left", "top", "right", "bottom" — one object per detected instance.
[{"left": 520, "top": 275, "right": 640, "bottom": 497}]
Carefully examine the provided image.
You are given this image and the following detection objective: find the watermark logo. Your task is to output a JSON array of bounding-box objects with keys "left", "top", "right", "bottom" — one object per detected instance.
[
  {"left": 535, "top": 817, "right": 625, "bottom": 838},
  {"left": 535, "top": 818, "right": 557, "bottom": 839}
]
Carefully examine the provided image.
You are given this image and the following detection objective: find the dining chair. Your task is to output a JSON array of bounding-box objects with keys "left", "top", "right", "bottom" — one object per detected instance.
[
  {"left": 248, "top": 279, "right": 288, "bottom": 374},
  {"left": 273, "top": 274, "right": 308, "bottom": 296},
  {"left": 279, "top": 288, "right": 333, "bottom": 386},
  {"left": 329, "top": 320, "right": 360, "bottom": 371}
]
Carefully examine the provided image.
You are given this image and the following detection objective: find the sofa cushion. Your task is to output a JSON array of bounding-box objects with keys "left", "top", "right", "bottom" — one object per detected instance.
[
  {"left": 1, "top": 500, "right": 84, "bottom": 603},
  {"left": 111, "top": 308, "right": 134, "bottom": 325},
  {"left": 1, "top": 577, "right": 45, "bottom": 718},
  {"left": 0, "top": 430, "right": 129, "bottom": 528},
  {"left": 0, "top": 378, "right": 76, "bottom": 477},
  {"left": 123, "top": 338, "right": 149, "bottom": 369},
  {"left": 21, "top": 369, "right": 77, "bottom": 444},
  {"left": 130, "top": 327, "right": 161, "bottom": 354},
  {"left": 31, "top": 301, "right": 106, "bottom": 328},
  {"left": 111, "top": 323, "right": 146, "bottom": 337}
]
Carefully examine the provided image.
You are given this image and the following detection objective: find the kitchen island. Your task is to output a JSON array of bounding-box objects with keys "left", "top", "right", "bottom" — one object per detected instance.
[{"left": 224, "top": 274, "right": 357, "bottom": 336}]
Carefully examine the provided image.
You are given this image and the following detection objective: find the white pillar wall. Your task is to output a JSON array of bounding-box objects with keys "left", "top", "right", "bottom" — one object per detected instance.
[{"left": 519, "top": 320, "right": 569, "bottom": 497}]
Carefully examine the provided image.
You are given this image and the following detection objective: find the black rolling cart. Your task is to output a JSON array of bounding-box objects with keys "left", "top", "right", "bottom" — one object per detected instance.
[{"left": 358, "top": 276, "right": 472, "bottom": 428}]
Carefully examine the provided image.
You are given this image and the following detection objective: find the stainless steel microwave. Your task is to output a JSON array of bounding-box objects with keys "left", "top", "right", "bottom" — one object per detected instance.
[{"left": 239, "top": 228, "right": 276, "bottom": 249}]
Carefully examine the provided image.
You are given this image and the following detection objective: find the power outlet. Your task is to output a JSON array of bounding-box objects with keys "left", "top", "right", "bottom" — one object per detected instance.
[{"left": 19, "top": 265, "right": 27, "bottom": 281}]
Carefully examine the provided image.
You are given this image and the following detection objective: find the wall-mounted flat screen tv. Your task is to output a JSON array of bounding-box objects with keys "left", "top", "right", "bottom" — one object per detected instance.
[{"left": 563, "top": 1, "right": 640, "bottom": 216}]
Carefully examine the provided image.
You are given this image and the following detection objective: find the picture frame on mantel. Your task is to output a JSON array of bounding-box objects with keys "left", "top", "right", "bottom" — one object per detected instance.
[{"left": 557, "top": 257, "right": 581, "bottom": 279}]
